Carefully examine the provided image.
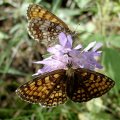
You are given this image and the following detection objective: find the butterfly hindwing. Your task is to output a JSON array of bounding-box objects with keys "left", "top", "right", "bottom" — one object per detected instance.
[
  {"left": 67, "top": 68, "right": 115, "bottom": 102},
  {"left": 16, "top": 69, "right": 67, "bottom": 107},
  {"left": 28, "top": 17, "right": 68, "bottom": 46}
]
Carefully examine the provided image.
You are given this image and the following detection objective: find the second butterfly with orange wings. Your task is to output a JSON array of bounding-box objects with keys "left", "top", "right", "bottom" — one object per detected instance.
[{"left": 27, "top": 4, "right": 72, "bottom": 47}]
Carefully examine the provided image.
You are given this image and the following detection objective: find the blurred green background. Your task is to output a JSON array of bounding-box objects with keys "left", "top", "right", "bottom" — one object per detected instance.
[{"left": 0, "top": 0, "right": 120, "bottom": 120}]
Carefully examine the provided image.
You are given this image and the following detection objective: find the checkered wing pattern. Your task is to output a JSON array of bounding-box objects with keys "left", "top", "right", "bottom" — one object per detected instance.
[
  {"left": 16, "top": 69, "right": 67, "bottom": 107},
  {"left": 27, "top": 4, "right": 69, "bottom": 28},
  {"left": 27, "top": 4, "right": 72, "bottom": 47},
  {"left": 68, "top": 68, "right": 115, "bottom": 102}
]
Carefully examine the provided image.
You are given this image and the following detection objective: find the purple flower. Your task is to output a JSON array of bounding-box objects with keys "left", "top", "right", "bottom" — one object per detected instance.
[{"left": 33, "top": 32, "right": 103, "bottom": 76}]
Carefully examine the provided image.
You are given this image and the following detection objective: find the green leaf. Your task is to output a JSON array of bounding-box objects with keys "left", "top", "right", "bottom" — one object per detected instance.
[
  {"left": 108, "top": 35, "right": 120, "bottom": 48},
  {"left": 102, "top": 48, "right": 120, "bottom": 92},
  {"left": 0, "top": 67, "right": 27, "bottom": 76},
  {"left": 75, "top": 0, "right": 91, "bottom": 8}
]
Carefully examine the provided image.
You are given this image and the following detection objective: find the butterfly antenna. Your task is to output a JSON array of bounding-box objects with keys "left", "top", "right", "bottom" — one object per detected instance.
[{"left": 72, "top": 23, "right": 81, "bottom": 37}]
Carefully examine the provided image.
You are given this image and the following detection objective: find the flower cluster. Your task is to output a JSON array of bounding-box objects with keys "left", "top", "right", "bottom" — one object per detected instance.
[{"left": 33, "top": 32, "right": 103, "bottom": 76}]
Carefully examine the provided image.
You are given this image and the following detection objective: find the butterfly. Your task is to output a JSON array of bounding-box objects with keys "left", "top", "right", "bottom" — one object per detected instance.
[
  {"left": 16, "top": 67, "right": 115, "bottom": 107},
  {"left": 27, "top": 4, "right": 73, "bottom": 47},
  {"left": 17, "top": 4, "right": 115, "bottom": 107}
]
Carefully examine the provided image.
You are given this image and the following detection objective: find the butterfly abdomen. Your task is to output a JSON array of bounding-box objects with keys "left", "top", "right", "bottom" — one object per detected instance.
[
  {"left": 66, "top": 75, "right": 75, "bottom": 97},
  {"left": 65, "top": 68, "right": 78, "bottom": 98}
]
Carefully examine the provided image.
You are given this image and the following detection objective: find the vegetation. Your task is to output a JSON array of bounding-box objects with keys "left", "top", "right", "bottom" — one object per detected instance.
[{"left": 0, "top": 0, "right": 120, "bottom": 120}]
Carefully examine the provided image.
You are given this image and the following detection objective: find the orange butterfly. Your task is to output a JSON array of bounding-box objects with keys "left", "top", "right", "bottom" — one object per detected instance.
[
  {"left": 16, "top": 67, "right": 114, "bottom": 107},
  {"left": 27, "top": 4, "right": 72, "bottom": 47}
]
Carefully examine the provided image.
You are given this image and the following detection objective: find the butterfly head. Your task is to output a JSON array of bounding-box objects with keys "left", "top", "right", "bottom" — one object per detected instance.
[{"left": 65, "top": 62, "right": 75, "bottom": 77}]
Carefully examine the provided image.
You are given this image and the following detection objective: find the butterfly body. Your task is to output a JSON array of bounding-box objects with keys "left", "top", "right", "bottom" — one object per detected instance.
[
  {"left": 65, "top": 67, "right": 76, "bottom": 98},
  {"left": 16, "top": 67, "right": 114, "bottom": 107}
]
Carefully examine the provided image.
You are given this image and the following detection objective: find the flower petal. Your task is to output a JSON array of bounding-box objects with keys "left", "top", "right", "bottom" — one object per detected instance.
[
  {"left": 47, "top": 45, "right": 64, "bottom": 55},
  {"left": 92, "top": 42, "right": 103, "bottom": 52},
  {"left": 83, "top": 41, "right": 96, "bottom": 52},
  {"left": 59, "top": 32, "right": 67, "bottom": 47},
  {"left": 74, "top": 44, "right": 82, "bottom": 50},
  {"left": 64, "top": 34, "right": 72, "bottom": 48}
]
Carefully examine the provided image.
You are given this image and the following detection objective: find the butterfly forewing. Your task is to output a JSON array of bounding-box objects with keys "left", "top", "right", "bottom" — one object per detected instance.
[
  {"left": 27, "top": 4, "right": 72, "bottom": 47},
  {"left": 27, "top": 4, "right": 69, "bottom": 28},
  {"left": 67, "top": 68, "right": 115, "bottom": 102},
  {"left": 16, "top": 69, "right": 67, "bottom": 107}
]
